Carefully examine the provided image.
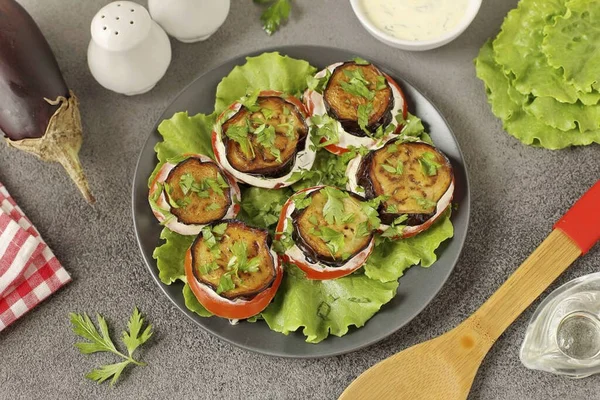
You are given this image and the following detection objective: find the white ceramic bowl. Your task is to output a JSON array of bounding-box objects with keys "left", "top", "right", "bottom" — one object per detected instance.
[{"left": 349, "top": 0, "right": 482, "bottom": 51}]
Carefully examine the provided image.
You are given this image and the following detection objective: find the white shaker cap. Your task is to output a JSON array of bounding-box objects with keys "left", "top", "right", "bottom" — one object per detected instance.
[{"left": 91, "top": 1, "right": 151, "bottom": 52}]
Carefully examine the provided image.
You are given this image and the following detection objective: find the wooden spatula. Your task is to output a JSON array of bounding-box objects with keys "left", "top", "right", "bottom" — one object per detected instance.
[{"left": 340, "top": 180, "right": 600, "bottom": 400}]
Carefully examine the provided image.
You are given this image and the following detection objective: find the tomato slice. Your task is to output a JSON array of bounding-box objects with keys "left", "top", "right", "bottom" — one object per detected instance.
[
  {"left": 384, "top": 73, "right": 408, "bottom": 122},
  {"left": 184, "top": 249, "right": 283, "bottom": 320},
  {"left": 275, "top": 186, "right": 375, "bottom": 280}
]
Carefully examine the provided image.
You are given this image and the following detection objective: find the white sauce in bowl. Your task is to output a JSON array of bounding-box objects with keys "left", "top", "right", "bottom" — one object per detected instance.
[{"left": 360, "top": 0, "right": 470, "bottom": 41}]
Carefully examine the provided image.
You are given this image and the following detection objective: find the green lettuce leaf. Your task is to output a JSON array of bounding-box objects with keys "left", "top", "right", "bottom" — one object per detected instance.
[
  {"left": 149, "top": 112, "right": 216, "bottom": 185},
  {"left": 476, "top": 40, "right": 600, "bottom": 149},
  {"left": 183, "top": 283, "right": 212, "bottom": 317},
  {"left": 492, "top": 0, "right": 599, "bottom": 105},
  {"left": 152, "top": 228, "right": 194, "bottom": 284},
  {"left": 364, "top": 211, "right": 454, "bottom": 283},
  {"left": 525, "top": 96, "right": 600, "bottom": 133},
  {"left": 543, "top": 0, "right": 600, "bottom": 94},
  {"left": 214, "top": 52, "right": 317, "bottom": 114},
  {"left": 237, "top": 186, "right": 291, "bottom": 233},
  {"left": 260, "top": 264, "right": 399, "bottom": 343}
]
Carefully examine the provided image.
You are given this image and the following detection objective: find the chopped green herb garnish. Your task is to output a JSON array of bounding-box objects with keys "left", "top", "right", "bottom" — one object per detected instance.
[
  {"left": 353, "top": 57, "right": 370, "bottom": 65},
  {"left": 307, "top": 69, "right": 332, "bottom": 94},
  {"left": 386, "top": 204, "right": 398, "bottom": 214},
  {"left": 381, "top": 226, "right": 402, "bottom": 238},
  {"left": 199, "top": 261, "right": 220, "bottom": 276},
  {"left": 310, "top": 114, "right": 341, "bottom": 147},
  {"left": 261, "top": 107, "right": 274, "bottom": 120},
  {"left": 382, "top": 159, "right": 403, "bottom": 175},
  {"left": 386, "top": 143, "right": 399, "bottom": 153},
  {"left": 228, "top": 242, "right": 261, "bottom": 275},
  {"left": 293, "top": 192, "right": 312, "bottom": 210},
  {"left": 205, "top": 203, "right": 221, "bottom": 212},
  {"left": 364, "top": 195, "right": 389, "bottom": 209},
  {"left": 255, "top": 124, "right": 281, "bottom": 162},
  {"left": 317, "top": 301, "right": 331, "bottom": 319},
  {"left": 357, "top": 102, "right": 374, "bottom": 135},
  {"left": 413, "top": 196, "right": 437, "bottom": 209},
  {"left": 393, "top": 214, "right": 408, "bottom": 225},
  {"left": 163, "top": 183, "right": 180, "bottom": 209},
  {"left": 202, "top": 226, "right": 218, "bottom": 248},
  {"left": 340, "top": 76, "right": 374, "bottom": 100},
  {"left": 240, "top": 89, "right": 261, "bottom": 112},
  {"left": 212, "top": 223, "right": 228, "bottom": 236},
  {"left": 226, "top": 124, "right": 255, "bottom": 159},
  {"left": 375, "top": 76, "right": 387, "bottom": 91},
  {"left": 149, "top": 183, "right": 174, "bottom": 225},
  {"left": 315, "top": 227, "right": 345, "bottom": 257},
  {"left": 322, "top": 187, "right": 347, "bottom": 225},
  {"left": 273, "top": 218, "right": 294, "bottom": 254},
  {"left": 359, "top": 200, "right": 381, "bottom": 230},
  {"left": 308, "top": 215, "right": 319, "bottom": 225},
  {"left": 180, "top": 172, "right": 228, "bottom": 199},
  {"left": 419, "top": 152, "right": 442, "bottom": 176},
  {"left": 216, "top": 273, "right": 235, "bottom": 294},
  {"left": 356, "top": 221, "right": 371, "bottom": 238},
  {"left": 341, "top": 214, "right": 355, "bottom": 223}
]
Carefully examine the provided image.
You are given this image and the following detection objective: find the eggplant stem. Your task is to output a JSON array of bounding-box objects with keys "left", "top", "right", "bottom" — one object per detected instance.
[{"left": 6, "top": 91, "right": 95, "bottom": 204}]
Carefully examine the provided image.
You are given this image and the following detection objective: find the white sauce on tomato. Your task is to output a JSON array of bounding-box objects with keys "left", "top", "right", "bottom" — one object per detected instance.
[
  {"left": 305, "top": 63, "right": 405, "bottom": 151},
  {"left": 359, "top": 0, "right": 469, "bottom": 41}
]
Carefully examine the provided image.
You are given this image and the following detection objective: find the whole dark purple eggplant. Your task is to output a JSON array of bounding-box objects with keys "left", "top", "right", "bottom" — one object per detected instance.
[{"left": 0, "top": 0, "right": 94, "bottom": 203}]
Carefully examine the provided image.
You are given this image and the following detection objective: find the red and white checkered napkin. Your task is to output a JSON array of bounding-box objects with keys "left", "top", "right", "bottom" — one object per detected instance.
[{"left": 0, "top": 183, "right": 71, "bottom": 331}]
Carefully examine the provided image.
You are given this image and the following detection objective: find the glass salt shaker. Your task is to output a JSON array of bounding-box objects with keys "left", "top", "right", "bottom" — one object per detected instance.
[{"left": 520, "top": 272, "right": 600, "bottom": 378}]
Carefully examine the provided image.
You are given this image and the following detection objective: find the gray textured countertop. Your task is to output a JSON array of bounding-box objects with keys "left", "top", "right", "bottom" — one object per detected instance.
[{"left": 1, "top": 0, "right": 599, "bottom": 399}]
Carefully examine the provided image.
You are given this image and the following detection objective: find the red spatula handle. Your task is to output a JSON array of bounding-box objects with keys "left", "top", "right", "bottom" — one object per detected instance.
[{"left": 554, "top": 180, "right": 600, "bottom": 254}]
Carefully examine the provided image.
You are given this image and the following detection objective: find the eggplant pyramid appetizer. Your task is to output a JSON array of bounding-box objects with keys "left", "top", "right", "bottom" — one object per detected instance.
[
  {"left": 347, "top": 139, "right": 454, "bottom": 239},
  {"left": 212, "top": 90, "right": 316, "bottom": 189},
  {"left": 276, "top": 186, "right": 380, "bottom": 280},
  {"left": 149, "top": 154, "right": 241, "bottom": 236},
  {"left": 185, "top": 220, "right": 282, "bottom": 320},
  {"left": 304, "top": 59, "right": 408, "bottom": 154}
]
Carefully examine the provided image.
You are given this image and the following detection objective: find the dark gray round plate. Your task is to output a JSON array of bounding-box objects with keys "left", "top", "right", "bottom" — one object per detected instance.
[{"left": 133, "top": 45, "right": 470, "bottom": 358}]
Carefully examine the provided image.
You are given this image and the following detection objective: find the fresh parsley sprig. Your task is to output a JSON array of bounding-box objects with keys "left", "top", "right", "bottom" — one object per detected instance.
[
  {"left": 70, "top": 308, "right": 152, "bottom": 386},
  {"left": 255, "top": 0, "right": 291, "bottom": 35}
]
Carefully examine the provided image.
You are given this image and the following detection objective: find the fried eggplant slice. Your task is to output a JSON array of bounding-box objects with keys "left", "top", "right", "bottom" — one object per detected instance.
[
  {"left": 349, "top": 140, "right": 454, "bottom": 237},
  {"left": 293, "top": 189, "right": 372, "bottom": 265},
  {"left": 191, "top": 220, "right": 277, "bottom": 300},
  {"left": 221, "top": 96, "right": 308, "bottom": 177},
  {"left": 275, "top": 186, "right": 377, "bottom": 280},
  {"left": 323, "top": 61, "right": 393, "bottom": 136},
  {"left": 148, "top": 154, "right": 241, "bottom": 236},
  {"left": 213, "top": 91, "right": 316, "bottom": 189},
  {"left": 165, "top": 158, "right": 232, "bottom": 224}
]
